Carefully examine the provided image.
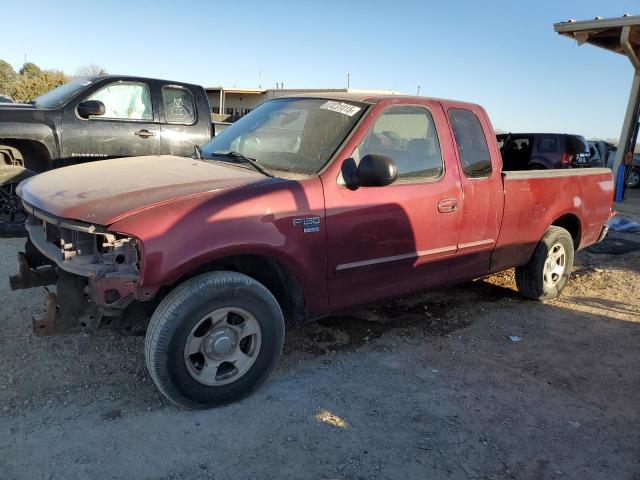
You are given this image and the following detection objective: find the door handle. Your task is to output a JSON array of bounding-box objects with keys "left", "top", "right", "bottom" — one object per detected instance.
[
  {"left": 438, "top": 198, "right": 458, "bottom": 213},
  {"left": 134, "top": 129, "right": 155, "bottom": 138}
]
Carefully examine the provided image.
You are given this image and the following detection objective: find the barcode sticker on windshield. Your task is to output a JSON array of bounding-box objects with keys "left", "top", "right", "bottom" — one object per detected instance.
[{"left": 319, "top": 101, "right": 361, "bottom": 116}]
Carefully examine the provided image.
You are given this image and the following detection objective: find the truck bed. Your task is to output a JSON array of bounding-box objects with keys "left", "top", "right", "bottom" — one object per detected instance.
[{"left": 491, "top": 168, "right": 614, "bottom": 272}]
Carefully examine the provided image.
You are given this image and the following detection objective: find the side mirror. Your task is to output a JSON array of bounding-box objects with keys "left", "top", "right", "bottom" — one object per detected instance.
[
  {"left": 77, "top": 100, "right": 105, "bottom": 118},
  {"left": 343, "top": 154, "right": 397, "bottom": 188}
]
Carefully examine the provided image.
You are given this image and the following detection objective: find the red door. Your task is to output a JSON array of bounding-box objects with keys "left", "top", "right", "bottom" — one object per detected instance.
[
  {"left": 322, "top": 100, "right": 464, "bottom": 312},
  {"left": 442, "top": 103, "right": 505, "bottom": 281}
]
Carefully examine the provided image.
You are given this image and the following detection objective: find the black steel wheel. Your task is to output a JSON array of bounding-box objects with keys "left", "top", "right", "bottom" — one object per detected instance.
[{"left": 0, "top": 181, "right": 28, "bottom": 237}]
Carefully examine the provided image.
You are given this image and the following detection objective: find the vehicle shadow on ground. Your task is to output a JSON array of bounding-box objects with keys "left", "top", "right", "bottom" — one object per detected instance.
[
  {"left": 3, "top": 267, "right": 640, "bottom": 480},
  {"left": 584, "top": 234, "right": 640, "bottom": 274},
  {"left": 569, "top": 296, "right": 640, "bottom": 316},
  {"left": 283, "top": 277, "right": 523, "bottom": 357}
]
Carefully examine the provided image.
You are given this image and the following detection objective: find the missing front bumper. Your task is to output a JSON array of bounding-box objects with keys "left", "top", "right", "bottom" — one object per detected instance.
[
  {"left": 31, "top": 270, "right": 103, "bottom": 337},
  {"left": 10, "top": 207, "right": 158, "bottom": 335},
  {"left": 32, "top": 288, "right": 64, "bottom": 336},
  {"left": 9, "top": 251, "right": 56, "bottom": 290},
  {"left": 11, "top": 250, "right": 140, "bottom": 337},
  {"left": 30, "top": 271, "right": 139, "bottom": 337}
]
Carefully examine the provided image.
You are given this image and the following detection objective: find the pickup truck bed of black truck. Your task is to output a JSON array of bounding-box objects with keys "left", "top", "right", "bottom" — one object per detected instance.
[{"left": 0, "top": 75, "right": 212, "bottom": 235}]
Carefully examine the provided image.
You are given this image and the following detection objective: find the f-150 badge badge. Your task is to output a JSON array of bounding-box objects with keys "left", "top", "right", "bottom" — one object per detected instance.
[{"left": 293, "top": 217, "right": 320, "bottom": 233}]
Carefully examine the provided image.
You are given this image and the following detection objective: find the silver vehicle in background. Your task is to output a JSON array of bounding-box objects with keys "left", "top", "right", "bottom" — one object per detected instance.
[{"left": 588, "top": 140, "right": 639, "bottom": 188}]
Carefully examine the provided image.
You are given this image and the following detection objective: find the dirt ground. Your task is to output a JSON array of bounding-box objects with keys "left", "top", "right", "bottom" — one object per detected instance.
[{"left": 1, "top": 227, "right": 639, "bottom": 479}]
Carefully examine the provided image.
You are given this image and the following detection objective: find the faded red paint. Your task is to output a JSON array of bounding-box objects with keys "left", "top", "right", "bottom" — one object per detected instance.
[{"left": 18, "top": 96, "right": 614, "bottom": 319}]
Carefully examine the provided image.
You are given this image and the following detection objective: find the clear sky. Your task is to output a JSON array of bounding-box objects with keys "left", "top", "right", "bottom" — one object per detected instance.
[{"left": 1, "top": 0, "right": 638, "bottom": 138}]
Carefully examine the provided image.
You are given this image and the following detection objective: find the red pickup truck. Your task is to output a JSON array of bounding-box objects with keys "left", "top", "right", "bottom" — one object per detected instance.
[{"left": 11, "top": 94, "right": 614, "bottom": 409}]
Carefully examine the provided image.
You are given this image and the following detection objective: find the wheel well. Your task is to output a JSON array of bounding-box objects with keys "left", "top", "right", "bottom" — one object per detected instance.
[
  {"left": 552, "top": 214, "right": 581, "bottom": 248},
  {"left": 0, "top": 140, "right": 51, "bottom": 173},
  {"left": 179, "top": 255, "right": 306, "bottom": 323}
]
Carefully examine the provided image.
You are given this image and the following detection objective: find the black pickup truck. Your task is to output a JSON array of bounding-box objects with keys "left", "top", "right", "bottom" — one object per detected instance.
[{"left": 0, "top": 75, "right": 212, "bottom": 235}]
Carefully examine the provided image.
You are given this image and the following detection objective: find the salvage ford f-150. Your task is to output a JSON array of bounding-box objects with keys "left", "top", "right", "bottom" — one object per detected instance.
[{"left": 10, "top": 94, "right": 614, "bottom": 409}]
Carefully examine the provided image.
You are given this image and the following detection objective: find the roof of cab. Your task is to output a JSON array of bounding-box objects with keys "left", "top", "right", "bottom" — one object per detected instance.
[
  {"left": 280, "top": 92, "right": 482, "bottom": 109},
  {"left": 75, "top": 74, "right": 203, "bottom": 88}
]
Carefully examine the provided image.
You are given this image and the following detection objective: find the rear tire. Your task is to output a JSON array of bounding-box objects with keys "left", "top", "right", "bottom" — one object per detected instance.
[
  {"left": 627, "top": 168, "right": 640, "bottom": 189},
  {"left": 515, "top": 226, "right": 574, "bottom": 301},
  {"left": 145, "top": 271, "right": 285, "bottom": 409}
]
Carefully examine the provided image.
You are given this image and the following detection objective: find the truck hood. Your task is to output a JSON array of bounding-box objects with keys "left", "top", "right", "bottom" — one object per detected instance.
[{"left": 18, "top": 155, "right": 271, "bottom": 225}]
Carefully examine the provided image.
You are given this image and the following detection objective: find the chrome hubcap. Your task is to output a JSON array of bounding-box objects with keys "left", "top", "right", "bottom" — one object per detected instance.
[
  {"left": 184, "top": 307, "right": 261, "bottom": 386},
  {"left": 628, "top": 170, "right": 639, "bottom": 187},
  {"left": 204, "top": 327, "right": 237, "bottom": 358},
  {"left": 543, "top": 243, "right": 566, "bottom": 288}
]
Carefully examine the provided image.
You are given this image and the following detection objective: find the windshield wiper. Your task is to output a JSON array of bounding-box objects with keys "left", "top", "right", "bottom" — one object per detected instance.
[{"left": 210, "top": 151, "right": 275, "bottom": 178}]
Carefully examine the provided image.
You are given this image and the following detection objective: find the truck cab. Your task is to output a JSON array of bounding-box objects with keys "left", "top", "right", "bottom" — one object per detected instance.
[{"left": 0, "top": 75, "right": 212, "bottom": 235}]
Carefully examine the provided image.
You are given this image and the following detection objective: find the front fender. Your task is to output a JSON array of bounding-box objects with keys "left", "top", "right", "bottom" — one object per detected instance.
[
  {"left": 109, "top": 177, "right": 329, "bottom": 318},
  {"left": 0, "top": 113, "right": 60, "bottom": 162}
]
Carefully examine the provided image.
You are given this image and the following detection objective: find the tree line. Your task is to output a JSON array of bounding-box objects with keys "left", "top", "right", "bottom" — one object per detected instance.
[{"left": 0, "top": 60, "right": 105, "bottom": 101}]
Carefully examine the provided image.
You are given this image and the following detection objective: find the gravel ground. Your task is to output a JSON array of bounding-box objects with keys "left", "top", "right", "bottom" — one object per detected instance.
[{"left": 1, "top": 234, "right": 639, "bottom": 480}]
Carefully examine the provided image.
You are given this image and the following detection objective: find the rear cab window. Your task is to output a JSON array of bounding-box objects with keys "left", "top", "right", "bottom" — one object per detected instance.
[
  {"left": 448, "top": 108, "right": 492, "bottom": 178},
  {"left": 162, "top": 86, "right": 196, "bottom": 124}
]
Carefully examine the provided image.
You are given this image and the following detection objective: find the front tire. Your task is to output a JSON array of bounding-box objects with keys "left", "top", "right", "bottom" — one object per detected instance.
[
  {"left": 145, "top": 271, "right": 285, "bottom": 409},
  {"left": 515, "top": 226, "right": 574, "bottom": 301}
]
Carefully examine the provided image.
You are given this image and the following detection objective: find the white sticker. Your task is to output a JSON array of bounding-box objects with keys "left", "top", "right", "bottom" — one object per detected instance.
[{"left": 319, "top": 101, "right": 361, "bottom": 117}]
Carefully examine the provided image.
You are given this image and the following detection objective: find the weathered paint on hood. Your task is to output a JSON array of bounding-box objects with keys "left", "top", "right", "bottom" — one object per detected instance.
[{"left": 18, "top": 155, "right": 270, "bottom": 225}]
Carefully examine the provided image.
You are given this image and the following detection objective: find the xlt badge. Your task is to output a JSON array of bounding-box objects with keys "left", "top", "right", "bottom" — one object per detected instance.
[{"left": 292, "top": 217, "right": 320, "bottom": 233}]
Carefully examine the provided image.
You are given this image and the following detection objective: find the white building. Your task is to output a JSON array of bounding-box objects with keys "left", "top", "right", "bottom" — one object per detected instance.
[{"left": 205, "top": 87, "right": 400, "bottom": 123}]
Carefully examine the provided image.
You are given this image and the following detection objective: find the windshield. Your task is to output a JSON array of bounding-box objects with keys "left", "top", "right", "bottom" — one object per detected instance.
[
  {"left": 200, "top": 98, "right": 367, "bottom": 175},
  {"left": 34, "top": 78, "right": 93, "bottom": 109}
]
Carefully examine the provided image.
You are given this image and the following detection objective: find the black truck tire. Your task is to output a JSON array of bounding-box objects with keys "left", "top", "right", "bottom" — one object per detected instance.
[
  {"left": 145, "top": 271, "right": 285, "bottom": 409},
  {"left": 627, "top": 168, "right": 640, "bottom": 189},
  {"left": 0, "top": 145, "right": 35, "bottom": 236},
  {"left": 515, "top": 226, "right": 574, "bottom": 301}
]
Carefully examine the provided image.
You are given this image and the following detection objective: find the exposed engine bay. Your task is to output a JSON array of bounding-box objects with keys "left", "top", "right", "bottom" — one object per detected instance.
[{"left": 10, "top": 202, "right": 157, "bottom": 336}]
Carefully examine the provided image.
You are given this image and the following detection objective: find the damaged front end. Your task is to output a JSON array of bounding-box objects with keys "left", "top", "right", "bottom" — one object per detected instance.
[{"left": 10, "top": 202, "right": 157, "bottom": 336}]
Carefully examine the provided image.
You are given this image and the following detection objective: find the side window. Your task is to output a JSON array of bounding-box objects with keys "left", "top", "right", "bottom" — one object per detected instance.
[
  {"left": 162, "top": 86, "right": 195, "bottom": 124},
  {"left": 537, "top": 135, "right": 558, "bottom": 153},
  {"left": 448, "top": 108, "right": 492, "bottom": 178},
  {"left": 357, "top": 106, "right": 443, "bottom": 180},
  {"left": 87, "top": 82, "right": 152, "bottom": 121}
]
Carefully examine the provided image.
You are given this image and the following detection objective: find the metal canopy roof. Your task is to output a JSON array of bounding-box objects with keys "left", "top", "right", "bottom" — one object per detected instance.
[
  {"left": 554, "top": 15, "right": 640, "bottom": 201},
  {"left": 554, "top": 15, "right": 640, "bottom": 55}
]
